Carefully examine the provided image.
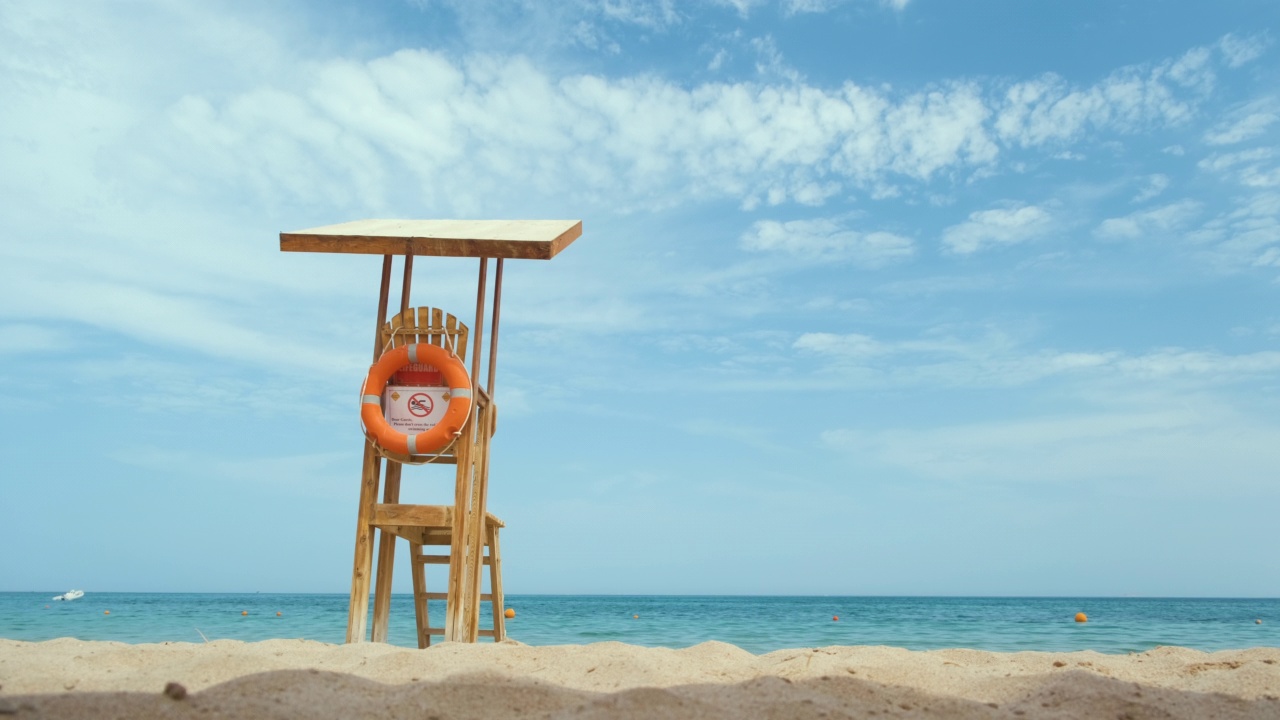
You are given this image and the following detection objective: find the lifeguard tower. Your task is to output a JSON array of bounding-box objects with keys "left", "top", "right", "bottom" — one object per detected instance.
[{"left": 280, "top": 219, "right": 583, "bottom": 644}]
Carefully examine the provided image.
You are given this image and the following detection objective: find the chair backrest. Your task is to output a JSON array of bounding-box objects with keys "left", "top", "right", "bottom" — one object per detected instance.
[{"left": 379, "top": 306, "right": 469, "bottom": 362}]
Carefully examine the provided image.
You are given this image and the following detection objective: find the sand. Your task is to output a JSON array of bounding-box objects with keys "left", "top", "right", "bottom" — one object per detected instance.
[{"left": 1, "top": 638, "right": 1278, "bottom": 719}]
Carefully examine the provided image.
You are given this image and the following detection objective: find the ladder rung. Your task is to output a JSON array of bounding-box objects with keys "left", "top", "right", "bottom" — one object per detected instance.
[
  {"left": 417, "top": 592, "right": 495, "bottom": 601},
  {"left": 415, "top": 555, "right": 493, "bottom": 566},
  {"left": 422, "top": 628, "right": 497, "bottom": 638}
]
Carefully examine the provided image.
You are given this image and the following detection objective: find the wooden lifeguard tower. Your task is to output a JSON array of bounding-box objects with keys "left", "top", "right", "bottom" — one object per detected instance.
[{"left": 280, "top": 219, "right": 583, "bottom": 644}]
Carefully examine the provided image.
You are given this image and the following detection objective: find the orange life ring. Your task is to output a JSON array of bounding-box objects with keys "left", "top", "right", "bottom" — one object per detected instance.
[{"left": 361, "top": 343, "right": 472, "bottom": 456}]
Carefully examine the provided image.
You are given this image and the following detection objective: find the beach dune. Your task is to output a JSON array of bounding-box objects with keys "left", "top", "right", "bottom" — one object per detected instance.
[{"left": 1, "top": 638, "right": 1278, "bottom": 718}]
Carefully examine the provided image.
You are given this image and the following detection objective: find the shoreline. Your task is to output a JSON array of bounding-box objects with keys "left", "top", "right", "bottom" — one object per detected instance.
[{"left": 2, "top": 638, "right": 1278, "bottom": 718}]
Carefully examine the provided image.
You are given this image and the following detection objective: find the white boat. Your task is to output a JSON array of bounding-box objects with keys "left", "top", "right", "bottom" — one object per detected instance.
[{"left": 52, "top": 590, "right": 84, "bottom": 601}]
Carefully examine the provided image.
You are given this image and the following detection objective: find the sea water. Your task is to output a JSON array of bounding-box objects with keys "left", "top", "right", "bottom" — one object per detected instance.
[{"left": 1, "top": 593, "right": 1276, "bottom": 655}]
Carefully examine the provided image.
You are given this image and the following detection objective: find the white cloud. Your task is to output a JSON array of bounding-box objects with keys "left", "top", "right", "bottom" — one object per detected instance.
[
  {"left": 0, "top": 324, "right": 70, "bottom": 354},
  {"left": 820, "top": 402, "right": 1280, "bottom": 492},
  {"left": 596, "top": 0, "right": 681, "bottom": 29},
  {"left": 1114, "top": 348, "right": 1280, "bottom": 380},
  {"left": 784, "top": 0, "right": 839, "bottom": 13},
  {"left": 1198, "top": 148, "right": 1280, "bottom": 188},
  {"left": 1198, "top": 147, "right": 1275, "bottom": 173},
  {"left": 881, "top": 82, "right": 998, "bottom": 179},
  {"left": 794, "top": 332, "right": 885, "bottom": 358},
  {"left": 792, "top": 329, "right": 1120, "bottom": 387},
  {"left": 1132, "top": 173, "right": 1170, "bottom": 203},
  {"left": 1187, "top": 192, "right": 1280, "bottom": 268},
  {"left": 1094, "top": 200, "right": 1201, "bottom": 240},
  {"left": 749, "top": 35, "right": 803, "bottom": 82},
  {"left": 1255, "top": 247, "right": 1280, "bottom": 267},
  {"left": 1204, "top": 98, "right": 1280, "bottom": 145},
  {"left": 1219, "top": 33, "right": 1269, "bottom": 68},
  {"left": 941, "top": 204, "right": 1053, "bottom": 254},
  {"left": 787, "top": 326, "right": 1280, "bottom": 391},
  {"left": 993, "top": 47, "right": 1216, "bottom": 148},
  {"left": 740, "top": 218, "right": 915, "bottom": 266},
  {"left": 34, "top": 21, "right": 1229, "bottom": 224}
]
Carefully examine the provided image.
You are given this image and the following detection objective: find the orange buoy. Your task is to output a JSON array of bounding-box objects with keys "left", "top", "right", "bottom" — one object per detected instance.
[
  {"left": 633, "top": 614, "right": 639, "bottom": 619},
  {"left": 504, "top": 608, "right": 515, "bottom": 619},
  {"left": 241, "top": 611, "right": 248, "bottom": 616},
  {"left": 833, "top": 615, "right": 839, "bottom": 622},
  {"left": 1074, "top": 612, "right": 1088, "bottom": 623},
  {"left": 276, "top": 611, "right": 282, "bottom": 617},
  {"left": 104, "top": 610, "right": 110, "bottom": 615},
  {"left": 361, "top": 343, "right": 473, "bottom": 457}
]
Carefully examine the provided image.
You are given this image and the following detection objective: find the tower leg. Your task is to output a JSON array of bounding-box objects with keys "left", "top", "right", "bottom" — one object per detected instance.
[
  {"left": 346, "top": 444, "right": 382, "bottom": 643},
  {"left": 370, "top": 461, "right": 403, "bottom": 642}
]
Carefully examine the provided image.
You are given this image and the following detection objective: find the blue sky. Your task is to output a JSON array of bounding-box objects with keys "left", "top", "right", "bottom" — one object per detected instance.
[{"left": 2, "top": 0, "right": 1279, "bottom": 598}]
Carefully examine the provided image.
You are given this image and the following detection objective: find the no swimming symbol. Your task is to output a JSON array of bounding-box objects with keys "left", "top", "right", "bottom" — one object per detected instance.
[{"left": 407, "top": 393, "right": 434, "bottom": 418}]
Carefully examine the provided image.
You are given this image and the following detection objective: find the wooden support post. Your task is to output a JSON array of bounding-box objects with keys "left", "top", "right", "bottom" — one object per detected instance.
[
  {"left": 410, "top": 541, "right": 428, "bottom": 648},
  {"left": 370, "top": 461, "right": 401, "bottom": 643},
  {"left": 488, "top": 259, "right": 503, "bottom": 395},
  {"left": 371, "top": 255, "right": 414, "bottom": 643},
  {"left": 346, "top": 255, "right": 394, "bottom": 643},
  {"left": 467, "top": 404, "right": 495, "bottom": 640},
  {"left": 465, "top": 258, "right": 503, "bottom": 640},
  {"left": 488, "top": 522, "right": 505, "bottom": 642},
  {"left": 446, "top": 257, "right": 488, "bottom": 642}
]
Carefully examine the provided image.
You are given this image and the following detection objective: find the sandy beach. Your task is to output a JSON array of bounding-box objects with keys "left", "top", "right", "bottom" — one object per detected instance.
[{"left": 1, "top": 638, "right": 1277, "bottom": 719}]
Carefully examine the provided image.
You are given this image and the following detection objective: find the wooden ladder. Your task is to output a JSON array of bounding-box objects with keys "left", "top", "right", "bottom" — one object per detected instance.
[{"left": 410, "top": 514, "right": 506, "bottom": 646}]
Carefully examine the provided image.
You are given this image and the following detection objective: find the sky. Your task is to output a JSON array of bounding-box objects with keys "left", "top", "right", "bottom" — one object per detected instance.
[{"left": 2, "top": 0, "right": 1279, "bottom": 598}]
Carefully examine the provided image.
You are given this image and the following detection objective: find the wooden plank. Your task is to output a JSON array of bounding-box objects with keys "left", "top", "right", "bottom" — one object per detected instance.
[
  {"left": 346, "top": 258, "right": 394, "bottom": 643},
  {"left": 373, "top": 290, "right": 414, "bottom": 644},
  {"left": 420, "top": 592, "right": 496, "bottom": 601},
  {"left": 419, "top": 628, "right": 496, "bottom": 639},
  {"left": 345, "top": 443, "right": 382, "bottom": 643},
  {"left": 465, "top": 403, "right": 493, "bottom": 642},
  {"left": 369, "top": 460, "right": 402, "bottom": 643},
  {"left": 417, "top": 555, "right": 492, "bottom": 566},
  {"left": 372, "top": 504, "right": 453, "bottom": 528},
  {"left": 410, "top": 542, "right": 429, "bottom": 649},
  {"left": 488, "top": 523, "right": 506, "bottom": 642},
  {"left": 371, "top": 256, "right": 392, "bottom": 357},
  {"left": 445, "top": 417, "right": 476, "bottom": 642},
  {"left": 280, "top": 219, "right": 583, "bottom": 260},
  {"left": 445, "top": 258, "right": 490, "bottom": 643},
  {"left": 488, "top": 258, "right": 503, "bottom": 397}
]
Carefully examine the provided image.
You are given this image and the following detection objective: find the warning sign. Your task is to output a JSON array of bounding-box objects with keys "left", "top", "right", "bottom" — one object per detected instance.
[{"left": 383, "top": 385, "right": 450, "bottom": 434}]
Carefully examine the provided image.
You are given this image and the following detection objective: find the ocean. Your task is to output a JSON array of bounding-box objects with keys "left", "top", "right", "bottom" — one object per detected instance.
[{"left": 2, "top": 593, "right": 1276, "bottom": 655}]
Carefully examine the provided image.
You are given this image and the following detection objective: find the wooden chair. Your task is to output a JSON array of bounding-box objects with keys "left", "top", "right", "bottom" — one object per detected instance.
[{"left": 365, "top": 306, "right": 506, "bottom": 646}]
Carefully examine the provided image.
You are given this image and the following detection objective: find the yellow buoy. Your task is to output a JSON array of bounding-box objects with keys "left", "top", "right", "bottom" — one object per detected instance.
[
  {"left": 103, "top": 610, "right": 110, "bottom": 615},
  {"left": 1074, "top": 612, "right": 1088, "bottom": 623},
  {"left": 241, "top": 611, "right": 248, "bottom": 616},
  {"left": 504, "top": 608, "right": 515, "bottom": 619},
  {"left": 633, "top": 614, "right": 639, "bottom": 619}
]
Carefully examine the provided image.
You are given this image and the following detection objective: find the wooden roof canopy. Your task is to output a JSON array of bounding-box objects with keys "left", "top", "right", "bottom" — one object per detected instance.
[{"left": 279, "top": 219, "right": 583, "bottom": 260}]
